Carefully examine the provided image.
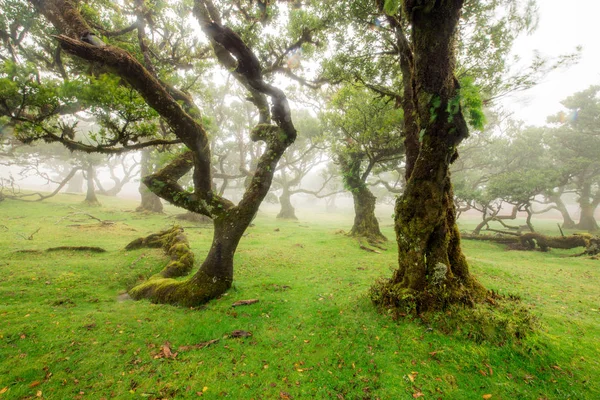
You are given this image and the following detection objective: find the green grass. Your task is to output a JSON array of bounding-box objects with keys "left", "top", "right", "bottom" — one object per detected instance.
[{"left": 1, "top": 194, "right": 599, "bottom": 399}]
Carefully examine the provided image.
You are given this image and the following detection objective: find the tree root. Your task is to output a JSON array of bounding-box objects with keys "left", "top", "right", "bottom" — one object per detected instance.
[
  {"left": 128, "top": 270, "right": 230, "bottom": 307},
  {"left": 125, "top": 226, "right": 194, "bottom": 278},
  {"left": 126, "top": 226, "right": 232, "bottom": 307}
]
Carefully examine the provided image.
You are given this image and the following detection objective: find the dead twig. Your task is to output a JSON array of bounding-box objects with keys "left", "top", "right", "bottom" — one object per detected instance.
[
  {"left": 56, "top": 207, "right": 115, "bottom": 226},
  {"left": 359, "top": 245, "right": 381, "bottom": 254},
  {"left": 232, "top": 299, "right": 259, "bottom": 307},
  {"left": 17, "top": 227, "right": 41, "bottom": 240}
]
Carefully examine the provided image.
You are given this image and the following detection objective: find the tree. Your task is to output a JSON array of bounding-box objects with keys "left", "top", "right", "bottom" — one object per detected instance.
[
  {"left": 7, "top": 0, "right": 331, "bottom": 306},
  {"left": 370, "top": 0, "right": 488, "bottom": 313},
  {"left": 323, "top": 84, "right": 403, "bottom": 242},
  {"left": 547, "top": 86, "right": 600, "bottom": 231},
  {"left": 273, "top": 110, "right": 325, "bottom": 220}
]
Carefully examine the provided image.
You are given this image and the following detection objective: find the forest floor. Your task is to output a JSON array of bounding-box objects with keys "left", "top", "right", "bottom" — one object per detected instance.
[{"left": 1, "top": 194, "right": 599, "bottom": 399}]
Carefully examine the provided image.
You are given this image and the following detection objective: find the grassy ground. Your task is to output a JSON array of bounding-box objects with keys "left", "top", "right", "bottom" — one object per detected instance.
[{"left": 1, "top": 194, "right": 599, "bottom": 399}]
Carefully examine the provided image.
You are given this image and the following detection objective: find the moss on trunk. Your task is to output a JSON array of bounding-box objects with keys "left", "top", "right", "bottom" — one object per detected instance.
[
  {"left": 128, "top": 211, "right": 252, "bottom": 307},
  {"left": 371, "top": 1, "right": 486, "bottom": 314},
  {"left": 349, "top": 186, "right": 386, "bottom": 243}
]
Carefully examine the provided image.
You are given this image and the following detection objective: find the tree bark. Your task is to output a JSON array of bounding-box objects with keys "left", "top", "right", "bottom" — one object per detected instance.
[
  {"left": 340, "top": 152, "right": 386, "bottom": 242},
  {"left": 129, "top": 213, "right": 251, "bottom": 306},
  {"left": 371, "top": 1, "right": 485, "bottom": 313},
  {"left": 277, "top": 187, "right": 297, "bottom": 219},
  {"left": 549, "top": 192, "right": 576, "bottom": 229},
  {"left": 136, "top": 148, "right": 163, "bottom": 213},
  {"left": 575, "top": 183, "right": 599, "bottom": 231},
  {"left": 84, "top": 164, "right": 100, "bottom": 206},
  {"left": 350, "top": 186, "right": 386, "bottom": 242}
]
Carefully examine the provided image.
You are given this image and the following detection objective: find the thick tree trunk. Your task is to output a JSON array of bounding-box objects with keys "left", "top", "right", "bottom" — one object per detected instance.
[
  {"left": 340, "top": 152, "right": 386, "bottom": 242},
  {"left": 137, "top": 148, "right": 163, "bottom": 213},
  {"left": 277, "top": 187, "right": 297, "bottom": 219},
  {"left": 371, "top": 0, "right": 485, "bottom": 313},
  {"left": 576, "top": 203, "right": 598, "bottom": 231},
  {"left": 549, "top": 193, "right": 576, "bottom": 229},
  {"left": 84, "top": 165, "right": 100, "bottom": 206},
  {"left": 350, "top": 186, "right": 386, "bottom": 242},
  {"left": 575, "top": 184, "right": 598, "bottom": 231}
]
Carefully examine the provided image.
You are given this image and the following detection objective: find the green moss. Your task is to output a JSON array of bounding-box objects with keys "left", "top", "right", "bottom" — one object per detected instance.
[{"left": 128, "top": 271, "right": 231, "bottom": 307}]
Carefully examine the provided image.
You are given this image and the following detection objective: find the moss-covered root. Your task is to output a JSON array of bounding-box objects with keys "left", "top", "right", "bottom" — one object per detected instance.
[
  {"left": 128, "top": 271, "right": 231, "bottom": 307},
  {"left": 370, "top": 276, "right": 486, "bottom": 316},
  {"left": 125, "top": 226, "right": 195, "bottom": 278}
]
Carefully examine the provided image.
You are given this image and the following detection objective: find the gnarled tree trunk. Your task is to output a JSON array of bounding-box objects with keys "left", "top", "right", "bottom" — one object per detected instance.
[
  {"left": 84, "top": 165, "right": 100, "bottom": 206},
  {"left": 549, "top": 193, "right": 576, "bottom": 229},
  {"left": 32, "top": 0, "right": 298, "bottom": 307},
  {"left": 575, "top": 183, "right": 599, "bottom": 231},
  {"left": 277, "top": 187, "right": 297, "bottom": 219},
  {"left": 350, "top": 186, "right": 385, "bottom": 242},
  {"left": 130, "top": 211, "right": 252, "bottom": 306},
  {"left": 371, "top": 0, "right": 485, "bottom": 313},
  {"left": 340, "top": 152, "right": 386, "bottom": 242}
]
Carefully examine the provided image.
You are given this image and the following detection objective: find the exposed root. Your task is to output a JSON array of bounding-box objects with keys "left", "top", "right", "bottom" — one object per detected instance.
[
  {"left": 128, "top": 270, "right": 230, "bottom": 307},
  {"left": 125, "top": 226, "right": 194, "bottom": 278}
]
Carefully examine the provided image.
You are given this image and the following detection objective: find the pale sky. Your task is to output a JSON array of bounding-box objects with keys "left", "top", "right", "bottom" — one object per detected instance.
[{"left": 502, "top": 0, "right": 600, "bottom": 125}]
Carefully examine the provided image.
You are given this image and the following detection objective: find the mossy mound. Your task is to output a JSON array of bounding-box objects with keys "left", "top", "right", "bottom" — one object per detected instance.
[{"left": 125, "top": 226, "right": 194, "bottom": 278}]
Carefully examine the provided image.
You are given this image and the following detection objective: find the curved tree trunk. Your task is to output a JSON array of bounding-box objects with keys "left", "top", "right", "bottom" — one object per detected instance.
[
  {"left": 84, "top": 165, "right": 100, "bottom": 206},
  {"left": 371, "top": 1, "right": 485, "bottom": 313},
  {"left": 277, "top": 187, "right": 297, "bottom": 219},
  {"left": 137, "top": 148, "right": 163, "bottom": 213},
  {"left": 350, "top": 185, "right": 386, "bottom": 242},
  {"left": 33, "top": 0, "right": 297, "bottom": 308},
  {"left": 340, "top": 152, "right": 386, "bottom": 242},
  {"left": 549, "top": 193, "right": 576, "bottom": 229}
]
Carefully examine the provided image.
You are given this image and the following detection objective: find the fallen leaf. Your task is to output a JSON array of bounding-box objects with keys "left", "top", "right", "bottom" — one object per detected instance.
[
  {"left": 232, "top": 299, "right": 259, "bottom": 307},
  {"left": 154, "top": 341, "right": 177, "bottom": 359},
  {"left": 280, "top": 391, "right": 292, "bottom": 399},
  {"left": 483, "top": 395, "right": 492, "bottom": 399},
  {"left": 29, "top": 381, "right": 41, "bottom": 388},
  {"left": 412, "top": 392, "right": 424, "bottom": 398},
  {"left": 551, "top": 365, "right": 562, "bottom": 370},
  {"left": 0, "top": 387, "right": 8, "bottom": 394},
  {"left": 36, "top": 391, "right": 42, "bottom": 397}
]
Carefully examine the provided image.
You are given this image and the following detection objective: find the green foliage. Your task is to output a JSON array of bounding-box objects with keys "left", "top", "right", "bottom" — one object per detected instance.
[
  {"left": 458, "top": 76, "right": 486, "bottom": 130},
  {"left": 383, "top": 0, "right": 400, "bottom": 16}
]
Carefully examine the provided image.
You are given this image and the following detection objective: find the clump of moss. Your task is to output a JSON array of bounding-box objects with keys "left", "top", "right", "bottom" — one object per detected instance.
[
  {"left": 419, "top": 291, "right": 538, "bottom": 345},
  {"left": 125, "top": 226, "right": 195, "bottom": 279}
]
